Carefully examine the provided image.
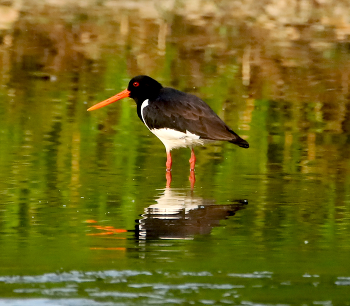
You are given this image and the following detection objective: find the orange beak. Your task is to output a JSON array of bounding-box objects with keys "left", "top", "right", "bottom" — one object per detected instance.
[{"left": 87, "top": 88, "right": 131, "bottom": 111}]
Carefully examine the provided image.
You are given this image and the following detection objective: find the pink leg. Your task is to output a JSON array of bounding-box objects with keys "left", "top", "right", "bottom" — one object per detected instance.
[
  {"left": 166, "top": 171, "right": 172, "bottom": 188},
  {"left": 189, "top": 148, "right": 196, "bottom": 171},
  {"left": 189, "top": 170, "right": 196, "bottom": 189},
  {"left": 166, "top": 151, "right": 172, "bottom": 171}
]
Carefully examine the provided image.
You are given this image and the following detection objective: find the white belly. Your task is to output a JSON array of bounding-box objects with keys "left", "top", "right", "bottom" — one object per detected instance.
[{"left": 150, "top": 128, "right": 210, "bottom": 151}]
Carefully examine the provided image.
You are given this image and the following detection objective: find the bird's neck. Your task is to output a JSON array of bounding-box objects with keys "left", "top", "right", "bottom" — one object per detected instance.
[{"left": 135, "top": 98, "right": 150, "bottom": 123}]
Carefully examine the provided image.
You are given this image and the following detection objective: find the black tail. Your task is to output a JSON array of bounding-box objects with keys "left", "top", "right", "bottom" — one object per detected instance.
[
  {"left": 234, "top": 138, "right": 249, "bottom": 148},
  {"left": 228, "top": 130, "right": 249, "bottom": 148}
]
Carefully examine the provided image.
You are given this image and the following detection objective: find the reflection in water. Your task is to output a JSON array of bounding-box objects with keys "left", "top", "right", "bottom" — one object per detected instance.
[
  {"left": 135, "top": 188, "right": 248, "bottom": 240},
  {"left": 166, "top": 170, "right": 196, "bottom": 189},
  {"left": 44, "top": 118, "right": 62, "bottom": 203},
  {"left": 86, "top": 187, "right": 248, "bottom": 243}
]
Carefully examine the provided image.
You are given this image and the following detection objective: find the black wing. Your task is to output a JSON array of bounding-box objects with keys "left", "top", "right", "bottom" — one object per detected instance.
[{"left": 143, "top": 88, "right": 249, "bottom": 148}]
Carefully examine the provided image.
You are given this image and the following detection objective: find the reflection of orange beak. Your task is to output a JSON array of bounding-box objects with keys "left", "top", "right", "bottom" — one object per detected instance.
[{"left": 87, "top": 88, "right": 130, "bottom": 111}]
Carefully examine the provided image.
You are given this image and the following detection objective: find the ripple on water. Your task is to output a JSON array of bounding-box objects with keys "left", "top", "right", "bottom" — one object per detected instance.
[
  {"left": 0, "top": 270, "right": 152, "bottom": 284},
  {"left": 1, "top": 270, "right": 350, "bottom": 305},
  {"left": 128, "top": 282, "right": 240, "bottom": 290},
  {"left": 227, "top": 271, "right": 273, "bottom": 279},
  {"left": 335, "top": 276, "right": 350, "bottom": 286},
  {"left": 0, "top": 299, "right": 116, "bottom": 306}
]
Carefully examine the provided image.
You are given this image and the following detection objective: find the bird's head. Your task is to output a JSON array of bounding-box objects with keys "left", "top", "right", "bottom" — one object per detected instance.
[
  {"left": 127, "top": 75, "right": 163, "bottom": 103},
  {"left": 87, "top": 75, "right": 163, "bottom": 111}
]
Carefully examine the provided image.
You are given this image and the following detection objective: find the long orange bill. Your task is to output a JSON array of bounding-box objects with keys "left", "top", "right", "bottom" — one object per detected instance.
[{"left": 87, "top": 88, "right": 131, "bottom": 111}]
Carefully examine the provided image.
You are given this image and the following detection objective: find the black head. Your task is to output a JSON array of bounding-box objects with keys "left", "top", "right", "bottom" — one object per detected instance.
[
  {"left": 127, "top": 75, "right": 163, "bottom": 103},
  {"left": 87, "top": 75, "right": 163, "bottom": 112}
]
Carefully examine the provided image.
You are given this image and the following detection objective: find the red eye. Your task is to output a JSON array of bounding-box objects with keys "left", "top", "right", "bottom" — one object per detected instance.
[{"left": 133, "top": 82, "right": 139, "bottom": 87}]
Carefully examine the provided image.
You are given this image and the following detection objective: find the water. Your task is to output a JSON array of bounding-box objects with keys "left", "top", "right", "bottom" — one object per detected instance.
[{"left": 1, "top": 1, "right": 350, "bottom": 305}]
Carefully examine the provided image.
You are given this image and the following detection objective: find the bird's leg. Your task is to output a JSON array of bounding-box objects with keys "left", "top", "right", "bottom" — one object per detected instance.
[
  {"left": 166, "top": 151, "right": 172, "bottom": 187},
  {"left": 189, "top": 170, "right": 196, "bottom": 189},
  {"left": 189, "top": 148, "right": 196, "bottom": 171},
  {"left": 166, "top": 171, "right": 172, "bottom": 188},
  {"left": 166, "top": 151, "right": 172, "bottom": 171}
]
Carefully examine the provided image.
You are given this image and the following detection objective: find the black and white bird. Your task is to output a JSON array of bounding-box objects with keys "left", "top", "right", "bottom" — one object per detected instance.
[{"left": 88, "top": 75, "right": 249, "bottom": 171}]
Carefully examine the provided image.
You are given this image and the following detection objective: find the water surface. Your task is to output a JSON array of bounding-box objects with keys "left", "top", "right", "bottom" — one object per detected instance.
[{"left": 0, "top": 1, "right": 350, "bottom": 305}]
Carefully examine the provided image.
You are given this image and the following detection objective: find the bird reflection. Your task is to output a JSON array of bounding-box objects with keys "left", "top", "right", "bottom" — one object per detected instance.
[{"left": 135, "top": 188, "right": 248, "bottom": 240}]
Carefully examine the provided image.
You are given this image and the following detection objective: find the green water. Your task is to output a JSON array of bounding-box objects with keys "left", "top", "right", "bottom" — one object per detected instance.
[{"left": 1, "top": 2, "right": 350, "bottom": 305}]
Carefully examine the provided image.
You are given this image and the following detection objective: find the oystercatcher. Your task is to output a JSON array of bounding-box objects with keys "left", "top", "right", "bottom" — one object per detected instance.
[{"left": 88, "top": 75, "right": 249, "bottom": 171}]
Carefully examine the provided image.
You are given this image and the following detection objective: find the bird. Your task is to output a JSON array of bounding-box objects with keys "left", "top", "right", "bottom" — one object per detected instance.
[{"left": 88, "top": 75, "right": 249, "bottom": 172}]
